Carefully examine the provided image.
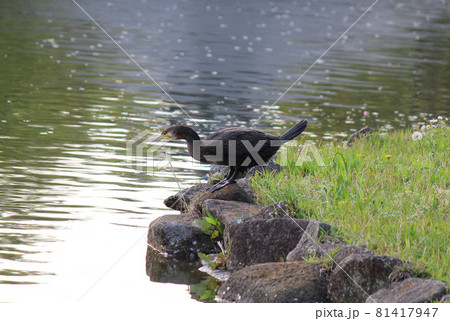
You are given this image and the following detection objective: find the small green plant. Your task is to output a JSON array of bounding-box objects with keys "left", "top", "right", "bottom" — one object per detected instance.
[
  {"left": 198, "top": 240, "right": 230, "bottom": 271},
  {"left": 302, "top": 246, "right": 340, "bottom": 270},
  {"left": 198, "top": 251, "right": 227, "bottom": 270},
  {"left": 189, "top": 277, "right": 221, "bottom": 302},
  {"left": 194, "top": 210, "right": 224, "bottom": 239},
  {"left": 195, "top": 212, "right": 228, "bottom": 270}
]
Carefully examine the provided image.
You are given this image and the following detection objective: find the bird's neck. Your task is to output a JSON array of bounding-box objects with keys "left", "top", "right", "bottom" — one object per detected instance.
[{"left": 182, "top": 129, "right": 201, "bottom": 160}]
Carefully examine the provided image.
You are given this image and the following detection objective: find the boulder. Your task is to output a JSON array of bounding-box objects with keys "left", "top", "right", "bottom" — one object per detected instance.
[
  {"left": 253, "top": 201, "right": 295, "bottom": 219},
  {"left": 286, "top": 220, "right": 341, "bottom": 262},
  {"left": 235, "top": 178, "right": 256, "bottom": 200},
  {"left": 245, "top": 161, "right": 281, "bottom": 179},
  {"left": 164, "top": 184, "right": 212, "bottom": 212},
  {"left": 164, "top": 183, "right": 254, "bottom": 214},
  {"left": 440, "top": 294, "right": 450, "bottom": 303},
  {"left": 147, "top": 214, "right": 215, "bottom": 261},
  {"left": 197, "top": 183, "right": 254, "bottom": 204},
  {"left": 200, "top": 199, "right": 263, "bottom": 227},
  {"left": 287, "top": 242, "right": 342, "bottom": 263},
  {"left": 190, "top": 183, "right": 255, "bottom": 216},
  {"left": 367, "top": 277, "right": 448, "bottom": 303},
  {"left": 218, "top": 261, "right": 328, "bottom": 303},
  {"left": 208, "top": 165, "right": 245, "bottom": 182},
  {"left": 329, "top": 245, "right": 374, "bottom": 267},
  {"left": 328, "top": 252, "right": 403, "bottom": 303},
  {"left": 224, "top": 218, "right": 331, "bottom": 271},
  {"left": 347, "top": 127, "right": 373, "bottom": 147},
  {"left": 388, "top": 262, "right": 428, "bottom": 283},
  {"left": 208, "top": 165, "right": 229, "bottom": 182},
  {"left": 210, "top": 161, "right": 280, "bottom": 182}
]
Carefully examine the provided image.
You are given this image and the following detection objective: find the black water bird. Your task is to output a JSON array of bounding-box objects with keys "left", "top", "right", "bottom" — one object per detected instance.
[{"left": 161, "top": 120, "right": 308, "bottom": 192}]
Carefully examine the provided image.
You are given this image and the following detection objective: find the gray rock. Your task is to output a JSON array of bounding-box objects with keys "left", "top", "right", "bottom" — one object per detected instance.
[
  {"left": 208, "top": 165, "right": 229, "bottom": 182},
  {"left": 328, "top": 252, "right": 403, "bottom": 303},
  {"left": 164, "top": 184, "right": 212, "bottom": 212},
  {"left": 367, "top": 278, "right": 448, "bottom": 303},
  {"left": 218, "top": 261, "right": 328, "bottom": 303},
  {"left": 388, "top": 262, "right": 428, "bottom": 283},
  {"left": 347, "top": 127, "right": 373, "bottom": 147},
  {"left": 287, "top": 242, "right": 341, "bottom": 263},
  {"left": 236, "top": 178, "right": 256, "bottom": 200},
  {"left": 245, "top": 161, "right": 281, "bottom": 179},
  {"left": 286, "top": 220, "right": 340, "bottom": 262},
  {"left": 253, "top": 201, "right": 295, "bottom": 219},
  {"left": 440, "top": 294, "right": 450, "bottom": 303},
  {"left": 208, "top": 165, "right": 245, "bottom": 182},
  {"left": 330, "top": 245, "right": 374, "bottom": 267},
  {"left": 202, "top": 183, "right": 253, "bottom": 204},
  {"left": 225, "top": 218, "right": 331, "bottom": 271},
  {"left": 165, "top": 183, "right": 254, "bottom": 214},
  {"left": 147, "top": 214, "right": 215, "bottom": 261},
  {"left": 210, "top": 161, "right": 280, "bottom": 182},
  {"left": 200, "top": 199, "right": 263, "bottom": 227},
  {"left": 189, "top": 183, "right": 255, "bottom": 216}
]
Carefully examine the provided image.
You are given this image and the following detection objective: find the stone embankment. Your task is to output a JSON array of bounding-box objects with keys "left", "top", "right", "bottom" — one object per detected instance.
[{"left": 147, "top": 161, "right": 448, "bottom": 303}]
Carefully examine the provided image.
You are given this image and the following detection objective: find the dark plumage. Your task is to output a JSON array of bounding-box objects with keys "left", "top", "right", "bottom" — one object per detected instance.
[{"left": 161, "top": 119, "right": 308, "bottom": 192}]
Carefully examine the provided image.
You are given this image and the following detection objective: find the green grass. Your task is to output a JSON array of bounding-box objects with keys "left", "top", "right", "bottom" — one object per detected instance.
[{"left": 251, "top": 118, "right": 449, "bottom": 284}]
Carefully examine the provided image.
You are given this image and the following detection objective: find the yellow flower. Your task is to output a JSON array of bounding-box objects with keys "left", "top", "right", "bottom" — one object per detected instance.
[
  {"left": 385, "top": 154, "right": 392, "bottom": 159},
  {"left": 338, "top": 200, "right": 347, "bottom": 205},
  {"left": 358, "top": 154, "right": 365, "bottom": 158}
]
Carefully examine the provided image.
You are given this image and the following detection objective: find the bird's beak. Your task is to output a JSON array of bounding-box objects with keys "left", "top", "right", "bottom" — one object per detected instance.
[{"left": 162, "top": 133, "right": 172, "bottom": 139}]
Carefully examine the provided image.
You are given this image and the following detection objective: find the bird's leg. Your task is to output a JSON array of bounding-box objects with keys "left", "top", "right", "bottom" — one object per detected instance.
[
  {"left": 210, "top": 166, "right": 239, "bottom": 192},
  {"left": 224, "top": 167, "right": 235, "bottom": 180}
]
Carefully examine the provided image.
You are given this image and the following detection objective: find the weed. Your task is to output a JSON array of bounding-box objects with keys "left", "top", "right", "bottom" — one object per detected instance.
[{"left": 194, "top": 210, "right": 224, "bottom": 240}]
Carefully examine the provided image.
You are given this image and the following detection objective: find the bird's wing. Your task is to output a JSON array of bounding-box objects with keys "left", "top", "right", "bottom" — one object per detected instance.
[
  {"left": 206, "top": 127, "right": 275, "bottom": 141},
  {"left": 203, "top": 128, "right": 279, "bottom": 160}
]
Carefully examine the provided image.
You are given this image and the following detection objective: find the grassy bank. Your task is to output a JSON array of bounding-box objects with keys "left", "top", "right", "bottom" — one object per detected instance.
[{"left": 251, "top": 118, "right": 449, "bottom": 284}]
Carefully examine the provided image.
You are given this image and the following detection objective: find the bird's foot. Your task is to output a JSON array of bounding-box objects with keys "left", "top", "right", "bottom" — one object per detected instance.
[{"left": 210, "top": 179, "right": 236, "bottom": 193}]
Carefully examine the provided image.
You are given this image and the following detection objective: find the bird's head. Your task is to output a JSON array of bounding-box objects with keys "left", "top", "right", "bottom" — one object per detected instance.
[{"left": 161, "top": 125, "right": 192, "bottom": 140}]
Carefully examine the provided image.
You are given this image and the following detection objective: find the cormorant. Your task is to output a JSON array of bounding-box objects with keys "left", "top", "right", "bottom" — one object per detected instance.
[{"left": 161, "top": 119, "right": 308, "bottom": 192}]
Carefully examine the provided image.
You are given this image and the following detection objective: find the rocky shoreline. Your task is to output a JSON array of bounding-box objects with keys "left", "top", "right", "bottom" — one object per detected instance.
[{"left": 147, "top": 163, "right": 448, "bottom": 303}]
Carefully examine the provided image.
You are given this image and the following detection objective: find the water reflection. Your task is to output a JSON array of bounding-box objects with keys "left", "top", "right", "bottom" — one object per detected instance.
[
  {"left": 0, "top": 0, "right": 448, "bottom": 303},
  {"left": 145, "top": 247, "right": 206, "bottom": 285},
  {"left": 145, "top": 247, "right": 223, "bottom": 302}
]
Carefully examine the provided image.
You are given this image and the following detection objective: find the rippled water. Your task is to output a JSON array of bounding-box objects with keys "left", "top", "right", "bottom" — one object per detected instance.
[{"left": 0, "top": 0, "right": 448, "bottom": 303}]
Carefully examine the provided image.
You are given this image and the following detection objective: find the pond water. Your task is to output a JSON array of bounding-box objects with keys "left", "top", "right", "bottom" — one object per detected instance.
[{"left": 0, "top": 0, "right": 448, "bottom": 304}]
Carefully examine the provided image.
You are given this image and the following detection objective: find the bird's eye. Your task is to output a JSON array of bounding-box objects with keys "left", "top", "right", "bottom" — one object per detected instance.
[{"left": 162, "top": 131, "right": 166, "bottom": 135}]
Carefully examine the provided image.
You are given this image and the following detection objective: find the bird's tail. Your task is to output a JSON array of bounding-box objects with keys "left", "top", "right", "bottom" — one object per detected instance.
[{"left": 280, "top": 119, "right": 308, "bottom": 141}]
